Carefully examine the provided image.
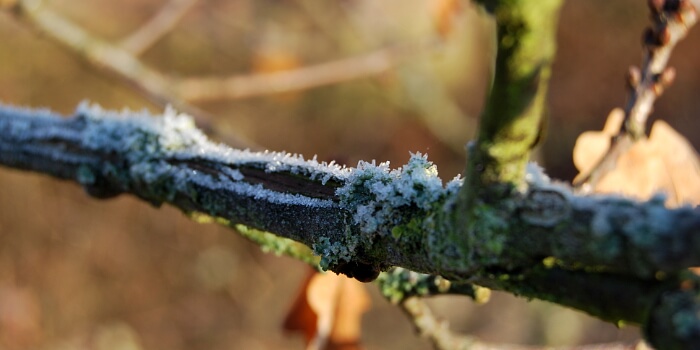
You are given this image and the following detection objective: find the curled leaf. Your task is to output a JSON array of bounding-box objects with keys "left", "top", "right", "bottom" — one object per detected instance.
[
  {"left": 573, "top": 109, "right": 700, "bottom": 207},
  {"left": 284, "top": 268, "right": 371, "bottom": 350}
]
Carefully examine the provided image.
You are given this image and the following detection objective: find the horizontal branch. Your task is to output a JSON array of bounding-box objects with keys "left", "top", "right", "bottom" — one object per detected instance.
[
  {"left": 2, "top": 102, "right": 700, "bottom": 342},
  {"left": 3, "top": 103, "right": 700, "bottom": 278},
  {"left": 176, "top": 45, "right": 414, "bottom": 102},
  {"left": 0, "top": 102, "right": 450, "bottom": 281}
]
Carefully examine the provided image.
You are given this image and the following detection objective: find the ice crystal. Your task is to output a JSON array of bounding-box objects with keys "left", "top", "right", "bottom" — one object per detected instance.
[
  {"left": 69, "top": 103, "right": 350, "bottom": 208},
  {"left": 337, "top": 152, "right": 460, "bottom": 236}
]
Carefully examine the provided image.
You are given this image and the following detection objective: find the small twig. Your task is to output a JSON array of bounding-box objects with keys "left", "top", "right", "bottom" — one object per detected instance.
[
  {"left": 4, "top": 0, "right": 422, "bottom": 146},
  {"left": 398, "top": 297, "right": 640, "bottom": 350},
  {"left": 175, "top": 45, "right": 413, "bottom": 102},
  {"left": 376, "top": 267, "right": 491, "bottom": 304},
  {"left": 379, "top": 267, "right": 643, "bottom": 350},
  {"left": 573, "top": 0, "right": 697, "bottom": 190},
  {"left": 119, "top": 0, "right": 199, "bottom": 55},
  {"left": 3, "top": 0, "right": 254, "bottom": 149},
  {"left": 3, "top": 0, "right": 422, "bottom": 144},
  {"left": 624, "top": 0, "right": 697, "bottom": 138},
  {"left": 399, "top": 297, "right": 485, "bottom": 350}
]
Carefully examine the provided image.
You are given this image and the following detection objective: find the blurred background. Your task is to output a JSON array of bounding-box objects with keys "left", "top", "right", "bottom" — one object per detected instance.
[{"left": 0, "top": 0, "right": 698, "bottom": 349}]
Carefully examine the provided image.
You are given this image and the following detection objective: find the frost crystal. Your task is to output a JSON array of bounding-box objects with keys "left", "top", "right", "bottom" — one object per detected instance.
[
  {"left": 77, "top": 103, "right": 348, "bottom": 175},
  {"left": 337, "top": 153, "right": 460, "bottom": 236},
  {"left": 525, "top": 162, "right": 550, "bottom": 187},
  {"left": 72, "top": 103, "right": 352, "bottom": 208}
]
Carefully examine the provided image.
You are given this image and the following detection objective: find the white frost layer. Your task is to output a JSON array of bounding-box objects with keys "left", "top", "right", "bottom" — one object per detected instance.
[
  {"left": 337, "top": 153, "right": 462, "bottom": 234},
  {"left": 77, "top": 103, "right": 352, "bottom": 185},
  {"left": 73, "top": 103, "right": 349, "bottom": 208}
]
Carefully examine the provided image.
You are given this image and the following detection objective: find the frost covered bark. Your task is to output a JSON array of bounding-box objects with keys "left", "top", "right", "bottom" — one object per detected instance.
[
  {"left": 2, "top": 0, "right": 700, "bottom": 347},
  {"left": 2, "top": 102, "right": 700, "bottom": 348}
]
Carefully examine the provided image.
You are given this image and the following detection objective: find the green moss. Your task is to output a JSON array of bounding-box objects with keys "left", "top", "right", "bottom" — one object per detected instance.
[
  {"left": 76, "top": 164, "right": 96, "bottom": 185},
  {"left": 427, "top": 201, "right": 509, "bottom": 278},
  {"left": 427, "top": 0, "right": 563, "bottom": 280},
  {"left": 542, "top": 256, "right": 557, "bottom": 268},
  {"left": 187, "top": 212, "right": 320, "bottom": 266},
  {"left": 189, "top": 212, "right": 218, "bottom": 224},
  {"left": 376, "top": 268, "right": 440, "bottom": 304},
  {"left": 390, "top": 216, "right": 425, "bottom": 241},
  {"left": 330, "top": 154, "right": 461, "bottom": 278},
  {"left": 391, "top": 226, "right": 402, "bottom": 240},
  {"left": 376, "top": 268, "right": 491, "bottom": 304},
  {"left": 235, "top": 224, "right": 319, "bottom": 265},
  {"left": 469, "top": 0, "right": 563, "bottom": 188}
]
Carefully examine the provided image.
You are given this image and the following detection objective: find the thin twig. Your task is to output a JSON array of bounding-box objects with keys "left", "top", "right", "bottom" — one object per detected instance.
[
  {"left": 2, "top": 0, "right": 423, "bottom": 145},
  {"left": 574, "top": 0, "right": 697, "bottom": 190},
  {"left": 119, "top": 0, "right": 200, "bottom": 55},
  {"left": 624, "top": 0, "right": 697, "bottom": 138},
  {"left": 4, "top": 0, "right": 254, "bottom": 149},
  {"left": 399, "top": 297, "right": 485, "bottom": 350},
  {"left": 398, "top": 297, "right": 640, "bottom": 350},
  {"left": 175, "top": 45, "right": 414, "bottom": 101},
  {"left": 376, "top": 267, "right": 491, "bottom": 304}
]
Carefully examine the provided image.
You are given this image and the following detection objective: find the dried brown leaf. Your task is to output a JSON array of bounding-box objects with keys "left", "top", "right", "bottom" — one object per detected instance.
[
  {"left": 573, "top": 108, "right": 624, "bottom": 177},
  {"left": 284, "top": 268, "right": 370, "bottom": 350},
  {"left": 573, "top": 110, "right": 700, "bottom": 207},
  {"left": 431, "top": 0, "right": 463, "bottom": 38}
]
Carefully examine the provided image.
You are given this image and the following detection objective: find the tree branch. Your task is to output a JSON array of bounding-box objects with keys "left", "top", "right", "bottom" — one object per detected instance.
[
  {"left": 466, "top": 0, "right": 562, "bottom": 190},
  {"left": 574, "top": 0, "right": 697, "bottom": 190},
  {"left": 397, "top": 296, "right": 642, "bottom": 350},
  {"left": 175, "top": 45, "right": 412, "bottom": 102},
  {"left": 3, "top": 102, "right": 700, "bottom": 346},
  {"left": 1, "top": 0, "right": 255, "bottom": 148},
  {"left": 5, "top": 1, "right": 700, "bottom": 347},
  {"left": 3, "top": 0, "right": 417, "bottom": 104},
  {"left": 377, "top": 267, "right": 491, "bottom": 304},
  {"left": 398, "top": 297, "right": 492, "bottom": 350},
  {"left": 119, "top": 0, "right": 199, "bottom": 55}
]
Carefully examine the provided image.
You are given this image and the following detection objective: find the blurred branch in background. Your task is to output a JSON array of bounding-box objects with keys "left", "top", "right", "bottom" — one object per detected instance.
[
  {"left": 398, "top": 297, "right": 488, "bottom": 350},
  {"left": 2, "top": 0, "right": 471, "bottom": 152},
  {"left": 378, "top": 269, "right": 645, "bottom": 350},
  {"left": 0, "top": 1, "right": 372, "bottom": 148},
  {"left": 574, "top": 0, "right": 698, "bottom": 190},
  {"left": 0, "top": 0, "right": 254, "bottom": 147},
  {"left": 397, "top": 297, "right": 646, "bottom": 350},
  {"left": 1, "top": 0, "right": 484, "bottom": 158},
  {"left": 176, "top": 44, "right": 418, "bottom": 102},
  {"left": 119, "top": 0, "right": 200, "bottom": 56}
]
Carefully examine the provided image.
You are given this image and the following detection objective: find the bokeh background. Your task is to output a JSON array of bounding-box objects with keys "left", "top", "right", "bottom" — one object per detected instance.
[{"left": 0, "top": 0, "right": 699, "bottom": 349}]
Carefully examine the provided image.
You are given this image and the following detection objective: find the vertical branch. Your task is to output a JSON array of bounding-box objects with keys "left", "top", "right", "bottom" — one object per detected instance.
[
  {"left": 573, "top": 0, "right": 697, "bottom": 190},
  {"left": 624, "top": 0, "right": 697, "bottom": 139},
  {"left": 467, "top": 0, "right": 562, "bottom": 194},
  {"left": 429, "top": 1, "right": 563, "bottom": 278}
]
